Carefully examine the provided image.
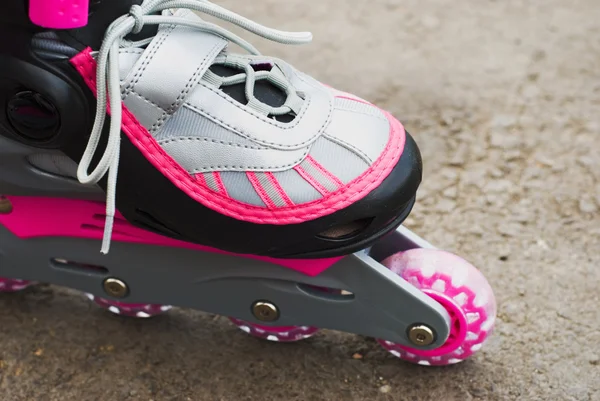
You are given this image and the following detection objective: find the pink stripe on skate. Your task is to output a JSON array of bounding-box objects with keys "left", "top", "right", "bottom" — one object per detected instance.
[
  {"left": 293, "top": 165, "right": 331, "bottom": 196},
  {"left": 0, "top": 196, "right": 341, "bottom": 277},
  {"left": 29, "top": 0, "right": 89, "bottom": 29},
  {"left": 195, "top": 173, "right": 207, "bottom": 185},
  {"left": 247, "top": 172, "right": 278, "bottom": 209},
  {"left": 305, "top": 155, "right": 344, "bottom": 188},
  {"left": 265, "top": 172, "right": 294, "bottom": 207},
  {"left": 69, "top": 48, "right": 406, "bottom": 225},
  {"left": 213, "top": 172, "right": 229, "bottom": 197}
]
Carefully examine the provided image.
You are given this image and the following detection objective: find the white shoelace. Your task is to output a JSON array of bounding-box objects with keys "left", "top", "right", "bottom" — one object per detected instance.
[{"left": 76, "top": 0, "right": 312, "bottom": 254}]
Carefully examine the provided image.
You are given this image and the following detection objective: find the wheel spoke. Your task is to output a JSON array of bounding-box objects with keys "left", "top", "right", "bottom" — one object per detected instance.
[{"left": 377, "top": 248, "right": 497, "bottom": 366}]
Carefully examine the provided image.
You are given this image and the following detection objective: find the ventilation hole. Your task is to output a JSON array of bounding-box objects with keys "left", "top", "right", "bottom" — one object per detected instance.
[
  {"left": 317, "top": 218, "right": 373, "bottom": 240},
  {"left": 269, "top": 113, "right": 295, "bottom": 123},
  {"left": 209, "top": 64, "right": 244, "bottom": 78},
  {"left": 50, "top": 257, "right": 109, "bottom": 275},
  {"left": 216, "top": 83, "right": 247, "bottom": 105},
  {"left": 254, "top": 80, "right": 286, "bottom": 108},
  {"left": 250, "top": 62, "right": 273, "bottom": 72},
  {"left": 209, "top": 64, "right": 294, "bottom": 120},
  {"left": 297, "top": 284, "right": 355, "bottom": 301}
]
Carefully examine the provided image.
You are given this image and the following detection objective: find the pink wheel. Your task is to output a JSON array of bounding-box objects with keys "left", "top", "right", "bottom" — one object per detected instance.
[
  {"left": 86, "top": 293, "right": 172, "bottom": 318},
  {"left": 0, "top": 278, "right": 34, "bottom": 292},
  {"left": 229, "top": 317, "right": 319, "bottom": 342},
  {"left": 378, "top": 248, "right": 496, "bottom": 366}
]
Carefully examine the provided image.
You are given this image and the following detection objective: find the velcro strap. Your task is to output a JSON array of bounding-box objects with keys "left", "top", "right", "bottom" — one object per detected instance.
[{"left": 122, "top": 10, "right": 227, "bottom": 131}]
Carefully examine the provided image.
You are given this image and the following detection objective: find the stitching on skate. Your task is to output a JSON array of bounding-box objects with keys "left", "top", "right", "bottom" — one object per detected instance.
[
  {"left": 119, "top": 48, "right": 145, "bottom": 55},
  {"left": 265, "top": 172, "right": 295, "bottom": 207},
  {"left": 213, "top": 172, "right": 229, "bottom": 197},
  {"left": 330, "top": 96, "right": 386, "bottom": 164},
  {"left": 186, "top": 92, "right": 328, "bottom": 149},
  {"left": 183, "top": 144, "right": 309, "bottom": 172},
  {"left": 305, "top": 155, "right": 344, "bottom": 188},
  {"left": 323, "top": 133, "right": 372, "bottom": 165},
  {"left": 130, "top": 25, "right": 174, "bottom": 88},
  {"left": 247, "top": 172, "right": 277, "bottom": 209},
  {"left": 182, "top": 101, "right": 320, "bottom": 150},
  {"left": 294, "top": 164, "right": 330, "bottom": 196},
  {"left": 285, "top": 62, "right": 325, "bottom": 92},
  {"left": 182, "top": 61, "right": 335, "bottom": 148},
  {"left": 124, "top": 91, "right": 165, "bottom": 112},
  {"left": 151, "top": 40, "right": 226, "bottom": 133},
  {"left": 186, "top": 150, "right": 308, "bottom": 171},
  {"left": 71, "top": 49, "right": 405, "bottom": 224},
  {"left": 334, "top": 105, "right": 388, "bottom": 121},
  {"left": 122, "top": 25, "right": 175, "bottom": 98},
  {"left": 195, "top": 81, "right": 311, "bottom": 130},
  {"left": 158, "top": 137, "right": 268, "bottom": 150}
]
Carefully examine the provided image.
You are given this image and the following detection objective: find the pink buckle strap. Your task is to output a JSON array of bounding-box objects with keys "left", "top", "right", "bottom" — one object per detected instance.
[{"left": 29, "top": 0, "right": 89, "bottom": 29}]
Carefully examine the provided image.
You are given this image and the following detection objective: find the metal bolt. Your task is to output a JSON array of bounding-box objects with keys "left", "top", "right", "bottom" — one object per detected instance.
[
  {"left": 252, "top": 301, "right": 279, "bottom": 322},
  {"left": 0, "top": 197, "right": 13, "bottom": 214},
  {"left": 103, "top": 277, "right": 129, "bottom": 298},
  {"left": 408, "top": 324, "right": 435, "bottom": 346}
]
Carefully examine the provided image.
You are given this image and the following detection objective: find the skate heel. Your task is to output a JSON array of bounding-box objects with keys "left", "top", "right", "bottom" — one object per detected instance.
[{"left": 28, "top": 0, "right": 89, "bottom": 29}]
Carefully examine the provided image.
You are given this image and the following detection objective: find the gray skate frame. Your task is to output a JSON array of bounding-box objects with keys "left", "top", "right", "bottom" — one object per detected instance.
[{"left": 0, "top": 137, "right": 451, "bottom": 350}]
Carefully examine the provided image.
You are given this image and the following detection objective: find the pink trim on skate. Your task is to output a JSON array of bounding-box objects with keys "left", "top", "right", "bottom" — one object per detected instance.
[
  {"left": 29, "top": 0, "right": 89, "bottom": 29},
  {"left": 293, "top": 165, "right": 330, "bottom": 196},
  {"left": 265, "top": 172, "right": 295, "bottom": 207},
  {"left": 213, "top": 172, "right": 229, "bottom": 197},
  {"left": 69, "top": 48, "right": 406, "bottom": 225},
  {"left": 305, "top": 155, "right": 344, "bottom": 188},
  {"left": 247, "top": 172, "right": 278, "bottom": 209},
  {"left": 195, "top": 173, "right": 207, "bottom": 185},
  {"left": 0, "top": 196, "right": 340, "bottom": 277}
]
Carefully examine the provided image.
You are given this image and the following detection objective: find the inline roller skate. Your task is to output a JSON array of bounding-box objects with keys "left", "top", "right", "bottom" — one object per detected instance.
[{"left": 0, "top": 0, "right": 496, "bottom": 365}]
